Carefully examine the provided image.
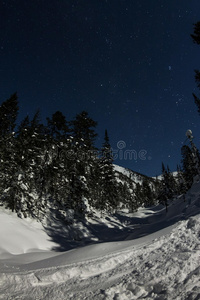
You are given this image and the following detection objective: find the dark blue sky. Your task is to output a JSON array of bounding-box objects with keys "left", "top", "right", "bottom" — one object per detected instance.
[{"left": 1, "top": 0, "right": 200, "bottom": 177}]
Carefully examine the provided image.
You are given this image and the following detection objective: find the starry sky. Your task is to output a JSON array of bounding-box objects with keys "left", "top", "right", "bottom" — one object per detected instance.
[{"left": 1, "top": 0, "right": 200, "bottom": 177}]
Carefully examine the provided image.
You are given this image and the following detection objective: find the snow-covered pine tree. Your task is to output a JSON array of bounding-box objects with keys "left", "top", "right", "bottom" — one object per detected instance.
[
  {"left": 181, "top": 132, "right": 200, "bottom": 190},
  {"left": 186, "top": 130, "right": 200, "bottom": 175},
  {"left": 98, "top": 130, "right": 118, "bottom": 212},
  {"left": 67, "top": 111, "right": 98, "bottom": 216},
  {"left": 134, "top": 182, "right": 143, "bottom": 208},
  {"left": 181, "top": 145, "right": 196, "bottom": 189},
  {"left": 14, "top": 115, "right": 32, "bottom": 216},
  {"left": 153, "top": 176, "right": 162, "bottom": 203},
  {"left": 87, "top": 150, "right": 101, "bottom": 209},
  {"left": 127, "top": 180, "right": 137, "bottom": 212},
  {"left": 157, "top": 163, "right": 177, "bottom": 212},
  {"left": 0, "top": 93, "right": 19, "bottom": 211},
  {"left": 46, "top": 110, "right": 71, "bottom": 212},
  {"left": 175, "top": 165, "right": 187, "bottom": 195},
  {"left": 17, "top": 111, "right": 48, "bottom": 219},
  {"left": 141, "top": 178, "right": 155, "bottom": 207},
  {"left": 119, "top": 181, "right": 134, "bottom": 211}
]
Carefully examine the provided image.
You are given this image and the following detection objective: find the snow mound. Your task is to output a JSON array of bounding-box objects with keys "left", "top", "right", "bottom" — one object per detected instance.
[{"left": 0, "top": 208, "right": 57, "bottom": 256}]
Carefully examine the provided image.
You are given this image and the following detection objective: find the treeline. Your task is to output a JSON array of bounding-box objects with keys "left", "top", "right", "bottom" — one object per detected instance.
[
  {"left": 0, "top": 93, "right": 151, "bottom": 220},
  {"left": 0, "top": 94, "right": 162, "bottom": 219},
  {"left": 0, "top": 93, "right": 199, "bottom": 221},
  {"left": 0, "top": 93, "right": 118, "bottom": 219}
]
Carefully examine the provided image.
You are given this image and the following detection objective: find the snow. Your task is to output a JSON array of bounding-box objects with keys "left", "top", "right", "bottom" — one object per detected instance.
[
  {"left": 0, "top": 180, "right": 200, "bottom": 299},
  {"left": 0, "top": 207, "right": 57, "bottom": 257},
  {"left": 114, "top": 164, "right": 130, "bottom": 175},
  {"left": 186, "top": 129, "right": 193, "bottom": 139},
  {"left": 114, "top": 164, "right": 145, "bottom": 183}
]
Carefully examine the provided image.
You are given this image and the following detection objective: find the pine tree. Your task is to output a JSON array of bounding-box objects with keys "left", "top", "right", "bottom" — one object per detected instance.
[
  {"left": 126, "top": 180, "right": 136, "bottom": 212},
  {"left": 153, "top": 176, "right": 162, "bottom": 202},
  {"left": 157, "top": 163, "right": 176, "bottom": 212},
  {"left": 68, "top": 170, "right": 88, "bottom": 216},
  {"left": 17, "top": 111, "right": 48, "bottom": 218},
  {"left": 191, "top": 22, "right": 200, "bottom": 114},
  {"left": 193, "top": 93, "right": 200, "bottom": 115},
  {"left": 45, "top": 111, "right": 71, "bottom": 214},
  {"left": 175, "top": 165, "right": 187, "bottom": 195},
  {"left": 47, "top": 110, "right": 69, "bottom": 141},
  {"left": 134, "top": 182, "right": 143, "bottom": 208},
  {"left": 0, "top": 132, "right": 20, "bottom": 212},
  {"left": 0, "top": 93, "right": 19, "bottom": 137},
  {"left": 0, "top": 93, "right": 19, "bottom": 211},
  {"left": 142, "top": 178, "right": 154, "bottom": 207},
  {"left": 98, "top": 130, "right": 118, "bottom": 212},
  {"left": 70, "top": 111, "right": 97, "bottom": 150},
  {"left": 87, "top": 151, "right": 101, "bottom": 209},
  {"left": 65, "top": 111, "right": 98, "bottom": 215},
  {"left": 191, "top": 21, "right": 200, "bottom": 44},
  {"left": 181, "top": 144, "right": 199, "bottom": 189}
]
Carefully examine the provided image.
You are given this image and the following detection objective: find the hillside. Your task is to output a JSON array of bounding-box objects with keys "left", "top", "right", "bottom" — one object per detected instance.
[
  {"left": 0, "top": 172, "right": 200, "bottom": 299},
  {"left": 0, "top": 164, "right": 155, "bottom": 256},
  {"left": 114, "top": 164, "right": 155, "bottom": 182}
]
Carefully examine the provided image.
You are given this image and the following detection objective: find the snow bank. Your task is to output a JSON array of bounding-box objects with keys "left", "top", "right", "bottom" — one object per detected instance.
[
  {"left": 0, "top": 213, "right": 200, "bottom": 299},
  {"left": 0, "top": 180, "right": 200, "bottom": 299},
  {"left": 0, "top": 208, "right": 57, "bottom": 256}
]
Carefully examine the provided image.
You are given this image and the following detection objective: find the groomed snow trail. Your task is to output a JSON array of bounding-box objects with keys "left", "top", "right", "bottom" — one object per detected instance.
[{"left": 0, "top": 214, "right": 200, "bottom": 300}]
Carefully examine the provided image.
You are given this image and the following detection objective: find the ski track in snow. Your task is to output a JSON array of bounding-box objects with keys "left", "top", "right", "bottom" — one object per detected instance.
[
  {"left": 0, "top": 180, "right": 200, "bottom": 299},
  {"left": 0, "top": 215, "right": 200, "bottom": 300}
]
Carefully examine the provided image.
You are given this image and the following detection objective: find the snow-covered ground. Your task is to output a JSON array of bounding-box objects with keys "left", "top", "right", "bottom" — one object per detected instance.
[
  {"left": 0, "top": 180, "right": 200, "bottom": 299},
  {"left": 0, "top": 207, "right": 58, "bottom": 257}
]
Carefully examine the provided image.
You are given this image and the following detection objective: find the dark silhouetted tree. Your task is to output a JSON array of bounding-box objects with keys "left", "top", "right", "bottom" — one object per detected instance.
[
  {"left": 191, "top": 22, "right": 200, "bottom": 114},
  {"left": 47, "top": 111, "right": 69, "bottom": 140},
  {"left": 70, "top": 111, "right": 97, "bottom": 150}
]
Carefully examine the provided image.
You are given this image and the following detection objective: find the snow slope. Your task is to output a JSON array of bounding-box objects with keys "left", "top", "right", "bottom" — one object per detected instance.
[
  {"left": 0, "top": 180, "right": 200, "bottom": 299},
  {"left": 114, "top": 164, "right": 150, "bottom": 184},
  {"left": 0, "top": 207, "right": 57, "bottom": 257}
]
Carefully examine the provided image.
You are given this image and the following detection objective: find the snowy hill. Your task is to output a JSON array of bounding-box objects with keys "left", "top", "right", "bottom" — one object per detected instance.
[
  {"left": 114, "top": 164, "right": 155, "bottom": 184},
  {"left": 0, "top": 176, "right": 200, "bottom": 299},
  {"left": 0, "top": 207, "right": 57, "bottom": 257}
]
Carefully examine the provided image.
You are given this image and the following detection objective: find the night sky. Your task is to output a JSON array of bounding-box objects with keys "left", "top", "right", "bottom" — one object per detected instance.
[{"left": 1, "top": 0, "right": 200, "bottom": 177}]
